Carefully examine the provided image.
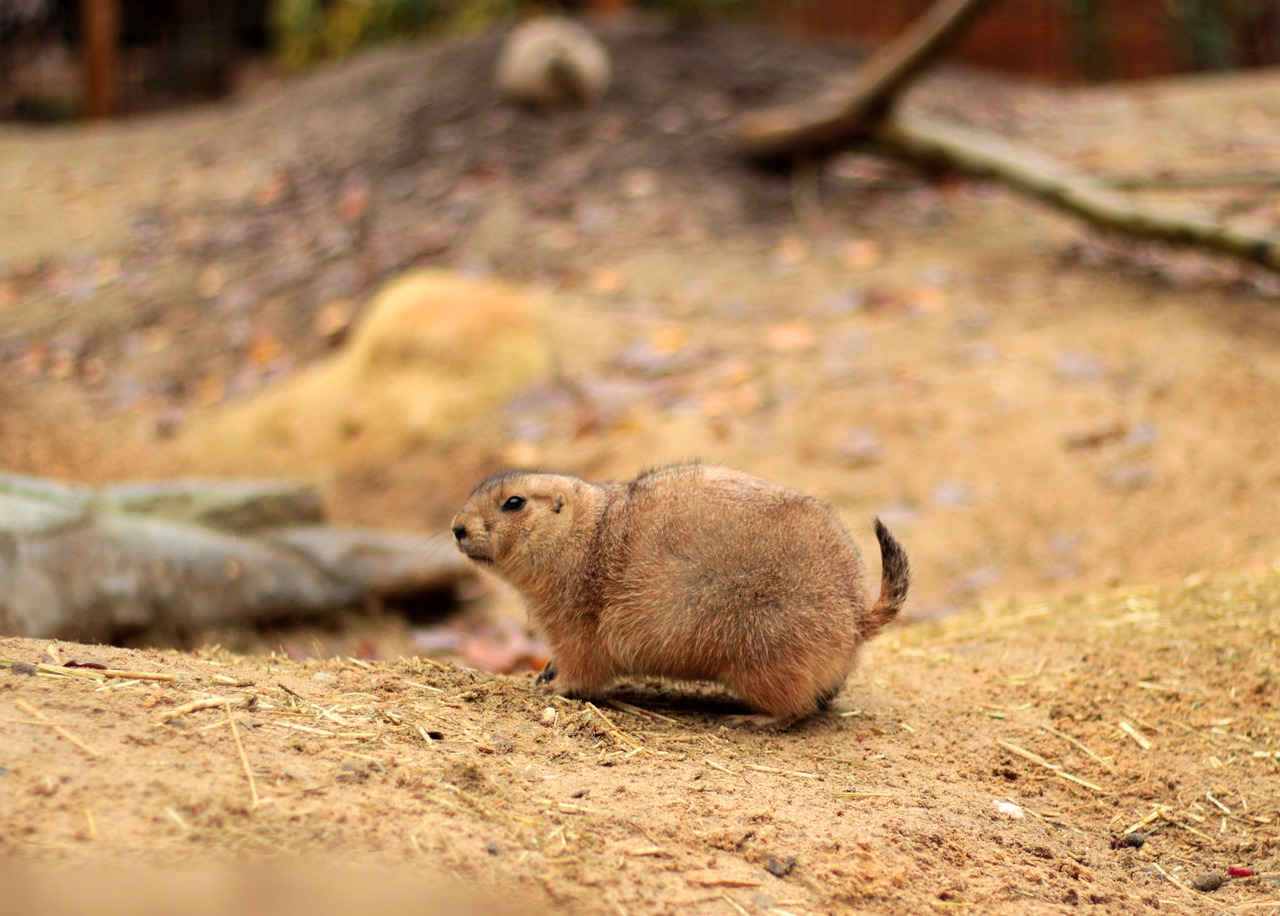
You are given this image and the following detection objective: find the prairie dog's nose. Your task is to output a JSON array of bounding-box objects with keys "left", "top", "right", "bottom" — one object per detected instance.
[{"left": 452, "top": 523, "right": 468, "bottom": 543}]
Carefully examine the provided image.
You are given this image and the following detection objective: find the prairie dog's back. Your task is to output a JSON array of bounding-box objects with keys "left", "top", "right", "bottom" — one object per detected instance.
[{"left": 600, "top": 465, "right": 871, "bottom": 680}]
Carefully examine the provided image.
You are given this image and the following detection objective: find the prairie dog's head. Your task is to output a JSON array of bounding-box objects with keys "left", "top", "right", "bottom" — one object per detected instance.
[{"left": 450, "top": 472, "right": 584, "bottom": 583}]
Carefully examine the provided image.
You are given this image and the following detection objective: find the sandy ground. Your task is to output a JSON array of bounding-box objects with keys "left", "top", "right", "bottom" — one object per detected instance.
[
  {"left": 3, "top": 567, "right": 1278, "bottom": 913},
  {"left": 0, "top": 16, "right": 1278, "bottom": 914}
]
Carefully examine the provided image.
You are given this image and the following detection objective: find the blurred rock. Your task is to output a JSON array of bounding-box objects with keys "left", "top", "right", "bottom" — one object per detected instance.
[
  {"left": 99, "top": 479, "right": 324, "bottom": 532},
  {"left": 176, "top": 270, "right": 553, "bottom": 477}
]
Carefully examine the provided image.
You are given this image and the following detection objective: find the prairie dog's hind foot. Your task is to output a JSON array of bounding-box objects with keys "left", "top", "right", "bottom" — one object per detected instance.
[{"left": 723, "top": 712, "right": 803, "bottom": 731}]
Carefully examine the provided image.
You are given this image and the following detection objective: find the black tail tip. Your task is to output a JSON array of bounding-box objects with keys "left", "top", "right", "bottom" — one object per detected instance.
[{"left": 872, "top": 516, "right": 911, "bottom": 611}]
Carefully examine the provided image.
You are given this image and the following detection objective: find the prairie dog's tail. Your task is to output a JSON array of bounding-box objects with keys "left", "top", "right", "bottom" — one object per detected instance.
[{"left": 864, "top": 518, "right": 910, "bottom": 636}]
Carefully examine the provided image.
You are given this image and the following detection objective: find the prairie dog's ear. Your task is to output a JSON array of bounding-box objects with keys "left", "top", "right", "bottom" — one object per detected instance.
[{"left": 552, "top": 492, "right": 566, "bottom": 513}]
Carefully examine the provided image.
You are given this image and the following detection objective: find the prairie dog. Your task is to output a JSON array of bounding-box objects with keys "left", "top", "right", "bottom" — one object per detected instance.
[
  {"left": 450, "top": 464, "right": 910, "bottom": 727},
  {"left": 495, "top": 17, "right": 611, "bottom": 109}
]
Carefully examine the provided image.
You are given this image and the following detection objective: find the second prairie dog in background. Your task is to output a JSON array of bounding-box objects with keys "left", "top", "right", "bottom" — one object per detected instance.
[
  {"left": 451, "top": 464, "right": 911, "bottom": 728},
  {"left": 495, "top": 16, "right": 611, "bottom": 108}
]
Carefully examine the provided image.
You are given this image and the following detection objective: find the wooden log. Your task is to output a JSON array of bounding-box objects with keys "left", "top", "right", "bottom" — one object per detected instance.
[{"left": 739, "top": 0, "right": 1002, "bottom": 162}]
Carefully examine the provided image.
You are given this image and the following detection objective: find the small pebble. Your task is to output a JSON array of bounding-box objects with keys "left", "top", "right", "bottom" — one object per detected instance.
[
  {"left": 10, "top": 661, "right": 37, "bottom": 676},
  {"left": 1110, "top": 832, "right": 1145, "bottom": 849},
  {"left": 996, "top": 801, "right": 1025, "bottom": 819},
  {"left": 540, "top": 707, "right": 557, "bottom": 726},
  {"left": 1192, "top": 873, "right": 1222, "bottom": 893},
  {"left": 764, "top": 855, "right": 796, "bottom": 878}
]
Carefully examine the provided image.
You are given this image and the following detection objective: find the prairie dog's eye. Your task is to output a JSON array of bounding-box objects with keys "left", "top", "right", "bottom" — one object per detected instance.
[{"left": 501, "top": 496, "right": 526, "bottom": 512}]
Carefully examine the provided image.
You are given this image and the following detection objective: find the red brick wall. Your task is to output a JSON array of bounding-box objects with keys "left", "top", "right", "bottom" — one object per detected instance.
[{"left": 763, "top": 0, "right": 1181, "bottom": 82}]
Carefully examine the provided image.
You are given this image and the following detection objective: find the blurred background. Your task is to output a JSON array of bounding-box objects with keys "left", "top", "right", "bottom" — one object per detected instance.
[
  {"left": 4, "top": 0, "right": 1280, "bottom": 121},
  {"left": 2, "top": 0, "right": 1279, "bottom": 670}
]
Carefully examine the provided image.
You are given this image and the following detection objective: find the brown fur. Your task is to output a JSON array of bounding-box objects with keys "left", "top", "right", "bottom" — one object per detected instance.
[{"left": 450, "top": 464, "right": 910, "bottom": 727}]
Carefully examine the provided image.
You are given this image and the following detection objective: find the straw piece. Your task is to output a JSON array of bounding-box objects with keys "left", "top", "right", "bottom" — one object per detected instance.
[
  {"left": 1039, "top": 724, "right": 1115, "bottom": 772},
  {"left": 995, "top": 739, "right": 1105, "bottom": 792},
  {"left": 159, "top": 694, "right": 253, "bottom": 721},
  {"left": 1118, "top": 721, "right": 1152, "bottom": 750},
  {"left": 226, "top": 700, "right": 260, "bottom": 809},
  {"left": 608, "top": 699, "right": 680, "bottom": 724},
  {"left": 1123, "top": 808, "right": 1163, "bottom": 835},
  {"left": 585, "top": 702, "right": 641, "bottom": 750}
]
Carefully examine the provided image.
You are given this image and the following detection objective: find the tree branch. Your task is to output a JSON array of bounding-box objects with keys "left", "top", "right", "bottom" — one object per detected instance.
[
  {"left": 872, "top": 112, "right": 1280, "bottom": 272},
  {"left": 738, "top": 0, "right": 1003, "bottom": 162}
]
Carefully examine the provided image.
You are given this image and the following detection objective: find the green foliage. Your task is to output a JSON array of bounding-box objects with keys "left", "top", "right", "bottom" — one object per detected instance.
[
  {"left": 271, "top": 0, "right": 443, "bottom": 70},
  {"left": 1165, "top": 0, "right": 1269, "bottom": 70},
  {"left": 444, "top": 0, "right": 523, "bottom": 36},
  {"left": 270, "top": 0, "right": 758, "bottom": 70}
]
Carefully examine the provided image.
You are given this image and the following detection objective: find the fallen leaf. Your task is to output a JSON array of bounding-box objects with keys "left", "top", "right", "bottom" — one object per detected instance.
[
  {"left": 195, "top": 376, "right": 226, "bottom": 408},
  {"left": 765, "top": 321, "right": 817, "bottom": 352},
  {"left": 619, "top": 168, "right": 658, "bottom": 199},
  {"left": 62, "top": 656, "right": 110, "bottom": 669},
  {"left": 772, "top": 234, "right": 808, "bottom": 268},
  {"left": 842, "top": 238, "right": 883, "bottom": 269},
  {"left": 247, "top": 334, "right": 282, "bottom": 367},
  {"left": 197, "top": 266, "right": 225, "bottom": 300},
  {"left": 650, "top": 326, "right": 689, "bottom": 355},
  {"left": 48, "top": 349, "right": 75, "bottom": 380},
  {"left": 337, "top": 176, "right": 370, "bottom": 223},
  {"left": 18, "top": 344, "right": 45, "bottom": 379},
  {"left": 142, "top": 326, "right": 173, "bottom": 355},
  {"left": 503, "top": 440, "right": 542, "bottom": 468},
  {"left": 252, "top": 172, "right": 288, "bottom": 207},
  {"left": 590, "top": 267, "right": 624, "bottom": 296},
  {"left": 716, "top": 357, "right": 756, "bottom": 387},
  {"left": 911, "top": 284, "right": 947, "bottom": 313}
]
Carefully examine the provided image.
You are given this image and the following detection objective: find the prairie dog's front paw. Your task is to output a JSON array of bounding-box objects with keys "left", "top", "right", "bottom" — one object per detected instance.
[{"left": 535, "top": 658, "right": 558, "bottom": 686}]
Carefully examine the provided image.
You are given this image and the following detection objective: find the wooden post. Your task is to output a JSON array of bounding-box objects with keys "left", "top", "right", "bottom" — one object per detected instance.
[{"left": 81, "top": 0, "right": 122, "bottom": 118}]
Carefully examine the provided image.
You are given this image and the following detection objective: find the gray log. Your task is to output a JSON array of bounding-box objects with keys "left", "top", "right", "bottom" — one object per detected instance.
[{"left": 0, "top": 475, "right": 470, "bottom": 641}]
